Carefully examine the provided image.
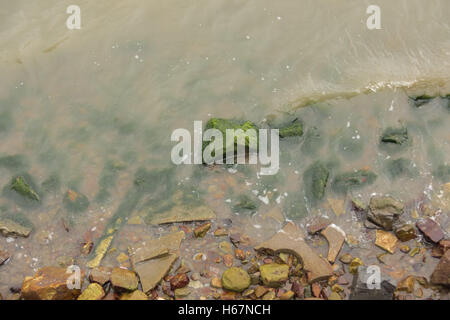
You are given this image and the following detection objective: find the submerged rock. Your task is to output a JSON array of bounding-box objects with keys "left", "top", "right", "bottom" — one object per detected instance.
[
  {"left": 259, "top": 263, "right": 289, "bottom": 287},
  {"left": 89, "top": 267, "right": 111, "bottom": 286},
  {"left": 221, "top": 267, "right": 251, "bottom": 292},
  {"left": 21, "top": 266, "right": 84, "bottom": 300},
  {"left": 332, "top": 170, "right": 377, "bottom": 193},
  {"left": 367, "top": 196, "right": 404, "bottom": 231},
  {"left": 0, "top": 218, "right": 32, "bottom": 237},
  {"left": 303, "top": 162, "right": 330, "bottom": 201},
  {"left": 77, "top": 283, "right": 105, "bottom": 300},
  {"left": 255, "top": 222, "right": 333, "bottom": 283},
  {"left": 233, "top": 195, "right": 257, "bottom": 211},
  {"left": 409, "top": 95, "right": 434, "bottom": 107},
  {"left": 394, "top": 223, "right": 416, "bottom": 242},
  {"left": 0, "top": 247, "right": 10, "bottom": 265},
  {"left": 430, "top": 250, "right": 450, "bottom": 286},
  {"left": 110, "top": 268, "right": 139, "bottom": 291},
  {"left": 193, "top": 222, "right": 211, "bottom": 238},
  {"left": 380, "top": 127, "right": 409, "bottom": 145},
  {"left": 63, "top": 189, "right": 90, "bottom": 213},
  {"left": 416, "top": 218, "right": 444, "bottom": 243}
]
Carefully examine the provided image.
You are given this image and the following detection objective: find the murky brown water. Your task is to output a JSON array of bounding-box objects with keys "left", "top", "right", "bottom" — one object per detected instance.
[{"left": 0, "top": 0, "right": 449, "bottom": 298}]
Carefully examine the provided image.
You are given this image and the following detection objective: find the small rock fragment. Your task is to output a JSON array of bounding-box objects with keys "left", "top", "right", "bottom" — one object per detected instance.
[
  {"left": 77, "top": 283, "right": 105, "bottom": 300},
  {"left": 259, "top": 263, "right": 289, "bottom": 287},
  {"left": 375, "top": 230, "right": 398, "bottom": 254},
  {"left": 396, "top": 276, "right": 415, "bottom": 293},
  {"left": 279, "top": 290, "right": 294, "bottom": 300},
  {"left": 89, "top": 267, "right": 111, "bottom": 285},
  {"left": 339, "top": 253, "right": 353, "bottom": 264},
  {"left": 416, "top": 218, "right": 444, "bottom": 243},
  {"left": 110, "top": 268, "right": 139, "bottom": 291},
  {"left": 394, "top": 223, "right": 416, "bottom": 242},
  {"left": 170, "top": 273, "right": 190, "bottom": 290},
  {"left": 321, "top": 224, "right": 345, "bottom": 263},
  {"left": 121, "top": 290, "right": 148, "bottom": 300},
  {"left": 174, "top": 287, "right": 191, "bottom": 299},
  {"left": 0, "top": 219, "right": 32, "bottom": 238},
  {"left": 430, "top": 250, "right": 450, "bottom": 286},
  {"left": 193, "top": 222, "right": 211, "bottom": 238},
  {"left": 349, "top": 258, "right": 363, "bottom": 274}
]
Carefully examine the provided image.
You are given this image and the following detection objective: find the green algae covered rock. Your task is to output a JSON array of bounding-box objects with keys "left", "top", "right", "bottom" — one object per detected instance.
[
  {"left": 303, "top": 161, "right": 329, "bottom": 202},
  {"left": 222, "top": 267, "right": 251, "bottom": 292},
  {"left": 277, "top": 122, "right": 303, "bottom": 138},
  {"left": 233, "top": 194, "right": 258, "bottom": 211},
  {"left": 203, "top": 118, "right": 258, "bottom": 160},
  {"left": 260, "top": 263, "right": 289, "bottom": 287},
  {"left": 63, "top": 189, "right": 90, "bottom": 213},
  {"left": 332, "top": 170, "right": 377, "bottom": 193}
]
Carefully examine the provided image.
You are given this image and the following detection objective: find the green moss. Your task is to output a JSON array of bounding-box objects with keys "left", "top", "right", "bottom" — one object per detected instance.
[
  {"left": 409, "top": 95, "right": 435, "bottom": 107},
  {"left": 332, "top": 169, "right": 377, "bottom": 193},
  {"left": 303, "top": 161, "right": 330, "bottom": 202},
  {"left": 380, "top": 127, "right": 409, "bottom": 145},
  {"left": 63, "top": 189, "right": 90, "bottom": 213},
  {"left": 277, "top": 121, "right": 303, "bottom": 138}
]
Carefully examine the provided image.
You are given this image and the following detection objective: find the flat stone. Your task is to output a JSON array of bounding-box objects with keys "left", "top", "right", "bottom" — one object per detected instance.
[
  {"left": 193, "top": 222, "right": 211, "bottom": 238},
  {"left": 306, "top": 217, "right": 331, "bottom": 234},
  {"left": 21, "top": 266, "right": 84, "bottom": 300},
  {"left": 255, "top": 222, "right": 333, "bottom": 283},
  {"left": 416, "top": 219, "right": 444, "bottom": 243},
  {"left": 254, "top": 285, "right": 269, "bottom": 298},
  {"left": 0, "top": 219, "right": 32, "bottom": 237},
  {"left": 430, "top": 250, "right": 450, "bottom": 286},
  {"left": 77, "top": 283, "right": 105, "bottom": 300},
  {"left": 110, "top": 268, "right": 139, "bottom": 291},
  {"left": 135, "top": 253, "right": 178, "bottom": 293},
  {"left": 129, "top": 231, "right": 184, "bottom": 266},
  {"left": 174, "top": 287, "right": 191, "bottom": 299},
  {"left": 349, "top": 266, "right": 395, "bottom": 300},
  {"left": 145, "top": 205, "right": 215, "bottom": 225},
  {"left": 327, "top": 198, "right": 346, "bottom": 217},
  {"left": 259, "top": 263, "right": 289, "bottom": 287},
  {"left": 89, "top": 267, "right": 111, "bottom": 285},
  {"left": 321, "top": 224, "right": 346, "bottom": 263},
  {"left": 120, "top": 290, "right": 148, "bottom": 300},
  {"left": 367, "top": 196, "right": 404, "bottom": 230},
  {"left": 394, "top": 223, "right": 416, "bottom": 242},
  {"left": 339, "top": 253, "right": 353, "bottom": 264},
  {"left": 221, "top": 267, "right": 251, "bottom": 292},
  {"left": 375, "top": 230, "right": 398, "bottom": 254}
]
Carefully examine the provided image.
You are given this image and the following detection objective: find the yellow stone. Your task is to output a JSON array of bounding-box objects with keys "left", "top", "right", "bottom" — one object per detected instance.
[
  {"left": 117, "top": 252, "right": 129, "bottom": 264},
  {"left": 375, "top": 230, "right": 398, "bottom": 254},
  {"left": 121, "top": 290, "right": 148, "bottom": 300},
  {"left": 349, "top": 258, "right": 363, "bottom": 274},
  {"left": 77, "top": 283, "right": 105, "bottom": 300},
  {"left": 86, "top": 235, "right": 114, "bottom": 268}
]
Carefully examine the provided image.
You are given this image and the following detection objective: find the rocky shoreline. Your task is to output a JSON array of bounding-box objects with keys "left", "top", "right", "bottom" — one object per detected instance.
[{"left": 1, "top": 189, "right": 448, "bottom": 300}]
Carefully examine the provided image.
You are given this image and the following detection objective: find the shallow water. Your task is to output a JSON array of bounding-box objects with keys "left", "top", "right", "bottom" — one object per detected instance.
[{"left": 0, "top": 0, "right": 449, "bottom": 297}]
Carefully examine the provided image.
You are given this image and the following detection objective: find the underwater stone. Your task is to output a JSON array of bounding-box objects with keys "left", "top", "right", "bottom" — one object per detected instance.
[
  {"left": 221, "top": 267, "right": 251, "bottom": 292},
  {"left": 0, "top": 218, "right": 32, "bottom": 237},
  {"left": 63, "top": 189, "right": 90, "bottom": 213},
  {"left": 233, "top": 194, "right": 257, "bottom": 211},
  {"left": 409, "top": 95, "right": 435, "bottom": 107},
  {"left": 259, "top": 263, "right": 289, "bottom": 287},
  {"left": 380, "top": 127, "right": 409, "bottom": 145},
  {"left": 332, "top": 170, "right": 377, "bottom": 193},
  {"left": 367, "top": 196, "right": 404, "bottom": 231},
  {"left": 304, "top": 162, "right": 329, "bottom": 201}
]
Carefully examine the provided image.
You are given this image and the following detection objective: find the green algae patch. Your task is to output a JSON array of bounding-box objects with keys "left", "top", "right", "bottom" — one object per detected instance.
[
  {"left": 332, "top": 170, "right": 377, "bottom": 193},
  {"left": 303, "top": 161, "right": 330, "bottom": 202},
  {"left": 381, "top": 127, "right": 409, "bottom": 145},
  {"left": 63, "top": 189, "right": 90, "bottom": 213},
  {"left": 276, "top": 120, "right": 303, "bottom": 138}
]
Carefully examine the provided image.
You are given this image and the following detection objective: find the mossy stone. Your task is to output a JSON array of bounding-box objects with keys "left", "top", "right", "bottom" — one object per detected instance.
[
  {"left": 63, "top": 189, "right": 90, "bottom": 213},
  {"left": 332, "top": 170, "right": 377, "bottom": 193},
  {"left": 222, "top": 267, "right": 251, "bottom": 292}
]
